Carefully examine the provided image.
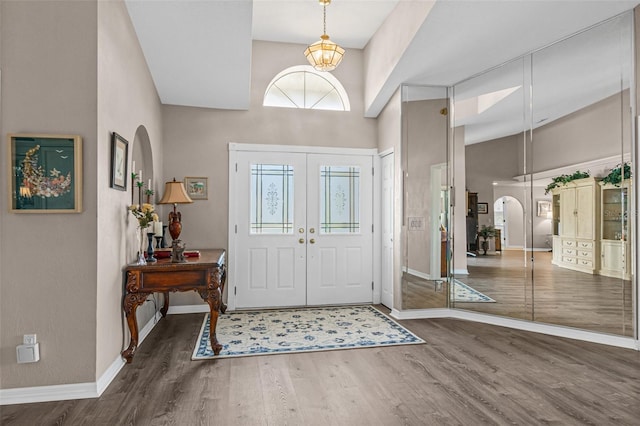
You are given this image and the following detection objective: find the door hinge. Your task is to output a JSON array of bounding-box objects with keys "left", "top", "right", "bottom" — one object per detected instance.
[
  {"left": 235, "top": 163, "right": 238, "bottom": 172},
  {"left": 234, "top": 287, "right": 237, "bottom": 295},
  {"left": 372, "top": 224, "right": 374, "bottom": 233},
  {"left": 371, "top": 281, "right": 374, "bottom": 290},
  {"left": 372, "top": 167, "right": 374, "bottom": 176},
  {"left": 235, "top": 224, "right": 237, "bottom": 233}
]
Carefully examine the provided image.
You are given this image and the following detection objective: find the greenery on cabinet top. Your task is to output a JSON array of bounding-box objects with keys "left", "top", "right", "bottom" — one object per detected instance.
[{"left": 545, "top": 163, "right": 632, "bottom": 194}]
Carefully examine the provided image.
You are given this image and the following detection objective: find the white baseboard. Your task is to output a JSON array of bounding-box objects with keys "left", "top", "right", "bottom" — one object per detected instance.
[
  {"left": 0, "top": 310, "right": 163, "bottom": 406},
  {"left": 391, "top": 308, "right": 640, "bottom": 351},
  {"left": 453, "top": 268, "right": 469, "bottom": 275},
  {"left": 167, "top": 304, "right": 210, "bottom": 315}
]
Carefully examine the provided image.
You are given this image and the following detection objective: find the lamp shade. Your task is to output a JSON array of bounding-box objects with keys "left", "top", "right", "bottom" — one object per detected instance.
[{"left": 158, "top": 179, "right": 193, "bottom": 205}]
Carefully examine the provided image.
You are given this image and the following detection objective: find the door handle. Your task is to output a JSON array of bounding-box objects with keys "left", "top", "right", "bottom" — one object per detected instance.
[
  {"left": 309, "top": 228, "right": 315, "bottom": 234},
  {"left": 299, "top": 238, "right": 305, "bottom": 244},
  {"left": 310, "top": 239, "right": 316, "bottom": 244},
  {"left": 299, "top": 228, "right": 305, "bottom": 233}
]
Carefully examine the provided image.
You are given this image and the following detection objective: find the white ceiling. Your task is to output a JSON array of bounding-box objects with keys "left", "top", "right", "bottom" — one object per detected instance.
[{"left": 125, "top": 0, "right": 640, "bottom": 142}]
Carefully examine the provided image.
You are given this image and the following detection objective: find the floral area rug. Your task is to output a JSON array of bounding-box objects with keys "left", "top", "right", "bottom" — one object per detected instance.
[
  {"left": 452, "top": 279, "right": 496, "bottom": 303},
  {"left": 192, "top": 305, "right": 425, "bottom": 360}
]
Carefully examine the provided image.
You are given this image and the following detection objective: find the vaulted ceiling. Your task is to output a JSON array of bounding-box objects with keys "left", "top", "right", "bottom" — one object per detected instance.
[{"left": 125, "top": 0, "right": 640, "bottom": 142}]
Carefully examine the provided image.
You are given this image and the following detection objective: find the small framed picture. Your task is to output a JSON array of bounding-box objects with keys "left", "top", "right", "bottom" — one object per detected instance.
[
  {"left": 184, "top": 176, "right": 208, "bottom": 200},
  {"left": 477, "top": 202, "right": 488, "bottom": 214},
  {"left": 8, "top": 133, "right": 83, "bottom": 213},
  {"left": 537, "top": 200, "right": 552, "bottom": 217},
  {"left": 110, "top": 132, "right": 128, "bottom": 191}
]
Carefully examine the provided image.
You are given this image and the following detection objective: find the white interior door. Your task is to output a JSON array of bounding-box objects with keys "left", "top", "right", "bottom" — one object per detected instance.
[
  {"left": 306, "top": 154, "right": 374, "bottom": 305},
  {"left": 380, "top": 153, "right": 394, "bottom": 309},
  {"left": 234, "top": 150, "right": 373, "bottom": 308},
  {"left": 235, "top": 152, "right": 307, "bottom": 308}
]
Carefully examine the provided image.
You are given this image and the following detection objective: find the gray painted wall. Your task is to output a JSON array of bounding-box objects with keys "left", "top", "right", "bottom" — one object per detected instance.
[
  {"left": 1, "top": 0, "right": 99, "bottom": 388},
  {"left": 0, "top": 0, "right": 163, "bottom": 390}
]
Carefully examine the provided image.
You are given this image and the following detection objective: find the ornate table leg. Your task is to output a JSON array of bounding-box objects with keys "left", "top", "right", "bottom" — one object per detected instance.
[
  {"left": 122, "top": 271, "right": 150, "bottom": 363},
  {"left": 160, "top": 292, "right": 170, "bottom": 317},
  {"left": 219, "top": 265, "right": 227, "bottom": 314},
  {"left": 199, "top": 266, "right": 223, "bottom": 355}
]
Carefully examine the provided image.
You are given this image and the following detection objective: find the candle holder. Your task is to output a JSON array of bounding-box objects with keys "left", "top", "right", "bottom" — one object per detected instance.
[
  {"left": 161, "top": 225, "right": 168, "bottom": 248},
  {"left": 146, "top": 232, "right": 157, "bottom": 263},
  {"left": 155, "top": 236, "right": 162, "bottom": 249}
]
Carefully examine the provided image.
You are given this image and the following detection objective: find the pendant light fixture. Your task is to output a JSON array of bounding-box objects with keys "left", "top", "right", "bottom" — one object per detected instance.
[{"left": 304, "top": 0, "right": 345, "bottom": 72}]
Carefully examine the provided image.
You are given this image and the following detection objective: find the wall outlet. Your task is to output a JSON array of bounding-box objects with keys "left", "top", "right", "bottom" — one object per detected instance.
[
  {"left": 17, "top": 343, "right": 40, "bottom": 363},
  {"left": 23, "top": 334, "right": 37, "bottom": 345}
]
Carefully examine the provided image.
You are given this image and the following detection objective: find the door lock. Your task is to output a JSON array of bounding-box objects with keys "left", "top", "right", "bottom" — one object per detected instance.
[
  {"left": 299, "top": 238, "right": 305, "bottom": 244},
  {"left": 299, "top": 228, "right": 305, "bottom": 233},
  {"left": 309, "top": 228, "right": 315, "bottom": 233},
  {"left": 310, "top": 238, "right": 316, "bottom": 244}
]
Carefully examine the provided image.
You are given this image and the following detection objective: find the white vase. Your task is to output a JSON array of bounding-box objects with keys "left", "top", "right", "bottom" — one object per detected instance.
[{"left": 136, "top": 227, "right": 147, "bottom": 265}]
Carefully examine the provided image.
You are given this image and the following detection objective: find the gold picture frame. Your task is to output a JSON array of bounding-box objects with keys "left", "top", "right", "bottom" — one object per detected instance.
[
  {"left": 184, "top": 176, "right": 208, "bottom": 200},
  {"left": 8, "top": 133, "right": 83, "bottom": 213}
]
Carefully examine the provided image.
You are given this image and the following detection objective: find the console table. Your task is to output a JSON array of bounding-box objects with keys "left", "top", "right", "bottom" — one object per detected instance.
[{"left": 121, "top": 249, "right": 226, "bottom": 363}]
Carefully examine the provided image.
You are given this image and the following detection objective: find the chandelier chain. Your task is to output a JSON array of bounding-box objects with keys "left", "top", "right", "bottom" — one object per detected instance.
[{"left": 323, "top": 4, "right": 327, "bottom": 36}]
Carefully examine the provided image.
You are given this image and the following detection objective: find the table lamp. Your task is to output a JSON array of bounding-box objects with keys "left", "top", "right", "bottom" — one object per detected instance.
[{"left": 158, "top": 178, "right": 193, "bottom": 262}]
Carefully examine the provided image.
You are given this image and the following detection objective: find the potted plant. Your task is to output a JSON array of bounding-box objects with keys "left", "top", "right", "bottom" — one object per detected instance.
[{"left": 478, "top": 225, "right": 496, "bottom": 255}]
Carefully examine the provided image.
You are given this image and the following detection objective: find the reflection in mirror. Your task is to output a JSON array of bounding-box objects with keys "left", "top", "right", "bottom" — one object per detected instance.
[
  {"left": 530, "top": 13, "right": 634, "bottom": 336},
  {"left": 452, "top": 57, "right": 532, "bottom": 320},
  {"left": 401, "top": 86, "right": 450, "bottom": 309},
  {"left": 448, "top": 12, "right": 634, "bottom": 337}
]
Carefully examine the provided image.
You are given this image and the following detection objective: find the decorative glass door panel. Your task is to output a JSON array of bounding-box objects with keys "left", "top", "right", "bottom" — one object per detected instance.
[
  {"left": 250, "top": 164, "right": 294, "bottom": 234},
  {"left": 320, "top": 166, "right": 360, "bottom": 234}
]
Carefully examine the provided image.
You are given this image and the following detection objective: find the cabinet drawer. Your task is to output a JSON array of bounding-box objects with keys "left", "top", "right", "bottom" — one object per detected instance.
[
  {"left": 577, "top": 241, "right": 593, "bottom": 249},
  {"left": 562, "top": 240, "right": 576, "bottom": 247},
  {"left": 576, "top": 259, "right": 594, "bottom": 268},
  {"left": 562, "top": 248, "right": 576, "bottom": 256},
  {"left": 577, "top": 250, "right": 592, "bottom": 259},
  {"left": 562, "top": 256, "right": 577, "bottom": 265}
]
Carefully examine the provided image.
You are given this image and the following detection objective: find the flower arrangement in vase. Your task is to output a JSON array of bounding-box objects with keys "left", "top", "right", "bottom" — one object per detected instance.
[{"left": 129, "top": 203, "right": 159, "bottom": 264}]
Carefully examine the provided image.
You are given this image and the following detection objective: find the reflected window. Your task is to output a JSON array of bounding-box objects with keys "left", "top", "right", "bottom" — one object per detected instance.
[
  {"left": 250, "top": 164, "right": 294, "bottom": 234},
  {"left": 263, "top": 65, "right": 350, "bottom": 111}
]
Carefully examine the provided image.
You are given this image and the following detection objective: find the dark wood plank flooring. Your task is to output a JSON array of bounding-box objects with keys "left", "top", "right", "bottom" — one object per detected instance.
[
  {"left": 2, "top": 311, "right": 639, "bottom": 425},
  {"left": 403, "top": 251, "right": 634, "bottom": 337}
]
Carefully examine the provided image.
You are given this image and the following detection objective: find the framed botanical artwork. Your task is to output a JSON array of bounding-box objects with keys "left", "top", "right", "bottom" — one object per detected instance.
[
  {"left": 8, "top": 134, "right": 83, "bottom": 213},
  {"left": 537, "top": 200, "right": 552, "bottom": 217},
  {"left": 477, "top": 202, "right": 488, "bottom": 214},
  {"left": 184, "top": 176, "right": 208, "bottom": 200},
  {"left": 110, "top": 132, "right": 128, "bottom": 191}
]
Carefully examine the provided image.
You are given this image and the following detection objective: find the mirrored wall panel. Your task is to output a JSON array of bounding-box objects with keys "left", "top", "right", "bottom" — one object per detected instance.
[
  {"left": 401, "top": 86, "right": 450, "bottom": 309},
  {"left": 445, "top": 12, "right": 635, "bottom": 337},
  {"left": 452, "top": 57, "right": 533, "bottom": 321},
  {"left": 530, "top": 13, "right": 634, "bottom": 336}
]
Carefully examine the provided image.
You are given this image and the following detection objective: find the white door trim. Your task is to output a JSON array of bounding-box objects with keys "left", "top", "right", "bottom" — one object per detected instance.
[
  {"left": 229, "top": 142, "right": 377, "bottom": 157},
  {"left": 228, "top": 143, "right": 379, "bottom": 311}
]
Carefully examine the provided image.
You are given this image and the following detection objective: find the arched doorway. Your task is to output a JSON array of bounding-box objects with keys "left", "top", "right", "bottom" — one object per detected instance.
[{"left": 494, "top": 196, "right": 524, "bottom": 249}]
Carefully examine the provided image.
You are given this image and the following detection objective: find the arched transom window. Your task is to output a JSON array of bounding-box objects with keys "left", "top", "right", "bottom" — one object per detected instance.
[{"left": 263, "top": 65, "right": 350, "bottom": 111}]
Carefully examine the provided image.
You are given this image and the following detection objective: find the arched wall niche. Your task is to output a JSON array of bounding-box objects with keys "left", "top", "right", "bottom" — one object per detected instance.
[{"left": 131, "top": 125, "right": 155, "bottom": 202}]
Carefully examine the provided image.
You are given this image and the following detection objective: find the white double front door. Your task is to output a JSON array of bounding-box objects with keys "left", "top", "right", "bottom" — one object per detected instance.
[{"left": 233, "top": 150, "right": 373, "bottom": 309}]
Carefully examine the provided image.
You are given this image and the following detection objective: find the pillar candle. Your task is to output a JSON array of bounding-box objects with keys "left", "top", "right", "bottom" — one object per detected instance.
[
  {"left": 139, "top": 170, "right": 142, "bottom": 182},
  {"left": 148, "top": 179, "right": 151, "bottom": 189},
  {"left": 154, "top": 221, "right": 163, "bottom": 236},
  {"left": 132, "top": 161, "right": 135, "bottom": 175}
]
